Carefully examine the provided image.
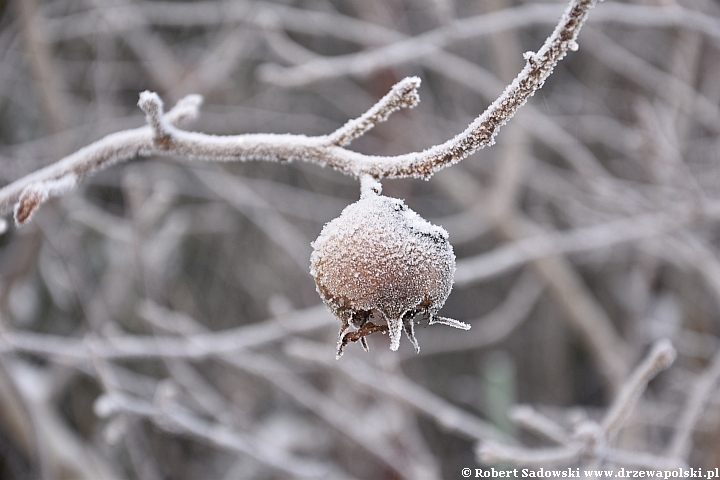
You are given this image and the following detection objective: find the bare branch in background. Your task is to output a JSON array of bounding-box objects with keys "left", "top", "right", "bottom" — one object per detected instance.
[{"left": 477, "top": 340, "right": 679, "bottom": 469}]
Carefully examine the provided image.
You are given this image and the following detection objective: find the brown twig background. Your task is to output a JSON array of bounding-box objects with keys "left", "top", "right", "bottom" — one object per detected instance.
[{"left": 0, "top": 0, "right": 719, "bottom": 478}]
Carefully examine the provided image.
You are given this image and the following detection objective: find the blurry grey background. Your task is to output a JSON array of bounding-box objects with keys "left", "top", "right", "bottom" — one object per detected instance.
[{"left": 0, "top": 0, "right": 719, "bottom": 478}]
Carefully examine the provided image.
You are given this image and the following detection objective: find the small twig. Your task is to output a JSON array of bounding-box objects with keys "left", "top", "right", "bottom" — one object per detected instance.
[
  {"left": 162, "top": 94, "right": 203, "bottom": 126},
  {"left": 583, "top": 29, "right": 720, "bottom": 134},
  {"left": 220, "top": 352, "right": 416, "bottom": 480},
  {"left": 285, "top": 340, "right": 510, "bottom": 443},
  {"left": 601, "top": 339, "right": 676, "bottom": 440},
  {"left": 0, "top": 304, "right": 335, "bottom": 361},
  {"left": 454, "top": 210, "right": 689, "bottom": 286},
  {"left": 508, "top": 405, "right": 570, "bottom": 446},
  {"left": 477, "top": 442, "right": 585, "bottom": 467},
  {"left": 14, "top": 0, "right": 69, "bottom": 134},
  {"left": 257, "top": 3, "right": 720, "bottom": 88},
  {"left": 325, "top": 76, "right": 421, "bottom": 147},
  {"left": 497, "top": 212, "right": 633, "bottom": 393},
  {"left": 94, "top": 392, "right": 354, "bottom": 479},
  {"left": 668, "top": 347, "right": 720, "bottom": 460},
  {"left": 137, "top": 91, "right": 173, "bottom": 146}
]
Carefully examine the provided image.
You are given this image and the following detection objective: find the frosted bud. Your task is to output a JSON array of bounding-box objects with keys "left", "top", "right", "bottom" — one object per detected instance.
[{"left": 310, "top": 188, "right": 470, "bottom": 358}]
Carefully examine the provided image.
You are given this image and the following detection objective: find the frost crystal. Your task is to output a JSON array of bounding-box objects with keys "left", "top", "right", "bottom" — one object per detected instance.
[{"left": 310, "top": 189, "right": 469, "bottom": 357}]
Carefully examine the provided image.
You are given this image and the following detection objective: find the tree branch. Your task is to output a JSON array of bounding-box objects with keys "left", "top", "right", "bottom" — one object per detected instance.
[{"left": 0, "top": 0, "right": 600, "bottom": 227}]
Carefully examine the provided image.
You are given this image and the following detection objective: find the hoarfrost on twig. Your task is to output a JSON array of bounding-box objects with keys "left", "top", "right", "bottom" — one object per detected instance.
[{"left": 0, "top": 0, "right": 600, "bottom": 225}]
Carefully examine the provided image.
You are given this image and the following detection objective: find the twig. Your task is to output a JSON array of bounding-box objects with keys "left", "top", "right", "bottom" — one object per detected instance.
[
  {"left": 285, "top": 340, "right": 510, "bottom": 443},
  {"left": 583, "top": 29, "right": 720, "bottom": 134},
  {"left": 47, "top": 2, "right": 720, "bottom": 48},
  {"left": 14, "top": 0, "right": 69, "bottom": 134},
  {"left": 668, "top": 347, "right": 720, "bottom": 460},
  {"left": 454, "top": 210, "right": 690, "bottom": 286},
  {"left": 191, "top": 169, "right": 313, "bottom": 272},
  {"left": 508, "top": 405, "right": 570, "bottom": 446},
  {"left": 219, "top": 352, "right": 420, "bottom": 480},
  {"left": 257, "top": 2, "right": 720, "bottom": 88},
  {"left": 142, "top": 301, "right": 429, "bottom": 478},
  {"left": 432, "top": 165, "right": 633, "bottom": 393},
  {"left": 498, "top": 212, "right": 633, "bottom": 392},
  {"left": 420, "top": 53, "right": 610, "bottom": 181},
  {"left": 601, "top": 339, "right": 676, "bottom": 440},
  {"left": 0, "top": 303, "right": 335, "bottom": 361},
  {"left": 325, "top": 77, "right": 421, "bottom": 147},
  {"left": 95, "top": 392, "right": 355, "bottom": 479},
  {"left": 85, "top": 0, "right": 185, "bottom": 95},
  {"left": 477, "top": 442, "right": 585, "bottom": 467},
  {"left": 0, "top": 354, "right": 123, "bottom": 479}
]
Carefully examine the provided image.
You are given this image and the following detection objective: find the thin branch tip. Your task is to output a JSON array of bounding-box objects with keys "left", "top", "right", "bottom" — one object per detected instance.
[
  {"left": 650, "top": 338, "right": 677, "bottom": 368},
  {"left": 138, "top": 90, "right": 173, "bottom": 145},
  {"left": 138, "top": 90, "right": 164, "bottom": 115},
  {"left": 326, "top": 76, "right": 423, "bottom": 147},
  {"left": 601, "top": 339, "right": 676, "bottom": 441},
  {"left": 394, "top": 75, "right": 422, "bottom": 108},
  {"left": 164, "top": 94, "right": 204, "bottom": 127},
  {"left": 175, "top": 93, "right": 203, "bottom": 110}
]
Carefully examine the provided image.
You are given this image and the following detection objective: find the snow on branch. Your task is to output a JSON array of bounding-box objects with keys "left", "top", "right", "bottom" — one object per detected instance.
[
  {"left": 601, "top": 339, "right": 676, "bottom": 440},
  {"left": 325, "top": 76, "right": 420, "bottom": 147},
  {"left": 2, "top": 93, "right": 204, "bottom": 226},
  {"left": 0, "top": 0, "right": 600, "bottom": 227},
  {"left": 137, "top": 91, "right": 174, "bottom": 146}
]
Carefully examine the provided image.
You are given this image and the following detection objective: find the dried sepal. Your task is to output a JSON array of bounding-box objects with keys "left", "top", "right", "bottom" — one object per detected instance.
[{"left": 310, "top": 187, "right": 469, "bottom": 358}]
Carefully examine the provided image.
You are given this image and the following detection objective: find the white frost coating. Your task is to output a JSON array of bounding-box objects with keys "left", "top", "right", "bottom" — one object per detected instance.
[
  {"left": 310, "top": 190, "right": 469, "bottom": 356},
  {"left": 325, "top": 76, "right": 421, "bottom": 147},
  {"left": 0, "top": 0, "right": 600, "bottom": 224},
  {"left": 138, "top": 91, "right": 172, "bottom": 141},
  {"left": 360, "top": 174, "right": 382, "bottom": 197},
  {"left": 163, "top": 94, "right": 203, "bottom": 127}
]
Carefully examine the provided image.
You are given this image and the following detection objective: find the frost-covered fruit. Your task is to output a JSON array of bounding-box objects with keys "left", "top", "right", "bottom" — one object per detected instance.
[{"left": 310, "top": 190, "right": 470, "bottom": 358}]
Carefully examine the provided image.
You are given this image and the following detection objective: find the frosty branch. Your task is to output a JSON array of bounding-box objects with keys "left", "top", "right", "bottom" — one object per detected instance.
[{"left": 0, "top": 0, "right": 600, "bottom": 228}]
